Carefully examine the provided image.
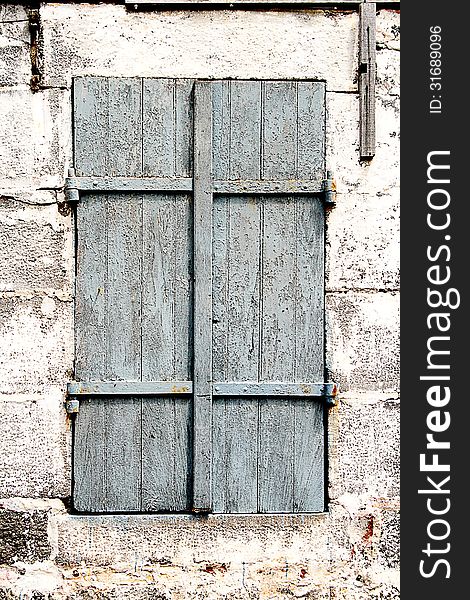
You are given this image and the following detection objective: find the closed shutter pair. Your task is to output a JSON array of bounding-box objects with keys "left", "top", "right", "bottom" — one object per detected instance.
[{"left": 68, "top": 78, "right": 330, "bottom": 513}]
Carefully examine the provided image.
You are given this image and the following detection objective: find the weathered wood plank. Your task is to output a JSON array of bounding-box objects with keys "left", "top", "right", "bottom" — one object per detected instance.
[
  {"left": 213, "top": 382, "right": 332, "bottom": 397},
  {"left": 141, "top": 79, "right": 194, "bottom": 512},
  {"left": 66, "top": 177, "right": 193, "bottom": 193},
  {"left": 293, "top": 400, "right": 324, "bottom": 512},
  {"left": 262, "top": 82, "right": 297, "bottom": 179},
  {"left": 142, "top": 397, "right": 192, "bottom": 511},
  {"left": 228, "top": 81, "right": 262, "bottom": 179},
  {"left": 73, "top": 78, "right": 108, "bottom": 177},
  {"left": 258, "top": 195, "right": 296, "bottom": 512},
  {"left": 359, "top": 2, "right": 376, "bottom": 158},
  {"left": 73, "top": 77, "right": 143, "bottom": 512},
  {"left": 258, "top": 398, "right": 294, "bottom": 512},
  {"left": 68, "top": 381, "right": 193, "bottom": 396},
  {"left": 192, "top": 81, "right": 213, "bottom": 512},
  {"left": 212, "top": 194, "right": 261, "bottom": 512},
  {"left": 212, "top": 398, "right": 258, "bottom": 513},
  {"left": 292, "top": 195, "right": 324, "bottom": 512},
  {"left": 211, "top": 86, "right": 264, "bottom": 512},
  {"left": 73, "top": 397, "right": 107, "bottom": 512},
  {"left": 105, "top": 396, "right": 142, "bottom": 512},
  {"left": 297, "top": 82, "right": 326, "bottom": 181},
  {"left": 213, "top": 180, "right": 322, "bottom": 194}
]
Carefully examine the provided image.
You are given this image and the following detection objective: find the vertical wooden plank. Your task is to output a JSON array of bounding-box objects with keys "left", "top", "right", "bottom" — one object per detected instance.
[
  {"left": 142, "top": 397, "right": 192, "bottom": 511},
  {"left": 262, "top": 81, "right": 297, "bottom": 179},
  {"left": 297, "top": 82, "right": 326, "bottom": 181},
  {"left": 212, "top": 196, "right": 261, "bottom": 512},
  {"left": 212, "top": 398, "right": 258, "bottom": 513},
  {"left": 141, "top": 78, "right": 193, "bottom": 511},
  {"left": 211, "top": 82, "right": 263, "bottom": 512},
  {"left": 228, "top": 81, "right": 262, "bottom": 179},
  {"left": 73, "top": 77, "right": 143, "bottom": 512},
  {"left": 106, "top": 194, "right": 142, "bottom": 382},
  {"left": 73, "top": 77, "right": 108, "bottom": 177},
  {"left": 103, "top": 78, "right": 143, "bottom": 511},
  {"left": 73, "top": 78, "right": 110, "bottom": 512},
  {"left": 258, "top": 195, "right": 296, "bottom": 512},
  {"left": 359, "top": 2, "right": 376, "bottom": 159},
  {"left": 73, "top": 398, "right": 107, "bottom": 512},
  {"left": 293, "top": 196, "right": 325, "bottom": 512},
  {"left": 212, "top": 80, "right": 230, "bottom": 181},
  {"left": 192, "top": 81, "right": 213, "bottom": 512}
]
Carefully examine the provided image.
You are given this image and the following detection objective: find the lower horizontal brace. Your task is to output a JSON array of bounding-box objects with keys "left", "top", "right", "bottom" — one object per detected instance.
[{"left": 67, "top": 381, "right": 193, "bottom": 396}]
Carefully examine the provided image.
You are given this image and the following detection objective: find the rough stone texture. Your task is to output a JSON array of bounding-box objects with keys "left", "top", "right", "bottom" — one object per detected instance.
[
  {"left": 329, "top": 396, "right": 400, "bottom": 500},
  {"left": 326, "top": 191, "right": 399, "bottom": 291},
  {"left": 0, "top": 3, "right": 400, "bottom": 599},
  {"left": 0, "top": 295, "right": 73, "bottom": 395},
  {"left": 326, "top": 92, "right": 399, "bottom": 196},
  {"left": 378, "top": 510, "right": 400, "bottom": 569},
  {"left": 40, "top": 4, "right": 357, "bottom": 91},
  {"left": 0, "top": 88, "right": 71, "bottom": 190},
  {"left": 0, "top": 16, "right": 30, "bottom": 88},
  {"left": 0, "top": 394, "right": 71, "bottom": 498},
  {"left": 326, "top": 292, "right": 400, "bottom": 393},
  {"left": 0, "top": 509, "right": 50, "bottom": 564},
  {"left": 0, "top": 197, "right": 73, "bottom": 292}
]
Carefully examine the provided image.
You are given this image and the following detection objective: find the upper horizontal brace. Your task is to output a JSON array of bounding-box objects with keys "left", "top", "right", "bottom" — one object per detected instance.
[
  {"left": 65, "top": 176, "right": 324, "bottom": 197},
  {"left": 65, "top": 176, "right": 193, "bottom": 194},
  {"left": 213, "top": 382, "right": 337, "bottom": 397}
]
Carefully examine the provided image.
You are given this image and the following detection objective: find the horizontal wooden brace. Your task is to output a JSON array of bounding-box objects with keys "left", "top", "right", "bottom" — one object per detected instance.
[
  {"left": 65, "top": 176, "right": 325, "bottom": 198},
  {"left": 212, "top": 382, "right": 337, "bottom": 398},
  {"left": 67, "top": 381, "right": 193, "bottom": 396},
  {"left": 213, "top": 180, "right": 323, "bottom": 195},
  {"left": 65, "top": 176, "right": 193, "bottom": 194}
]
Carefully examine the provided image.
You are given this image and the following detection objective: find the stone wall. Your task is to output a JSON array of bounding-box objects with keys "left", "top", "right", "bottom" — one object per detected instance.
[{"left": 0, "top": 3, "right": 400, "bottom": 598}]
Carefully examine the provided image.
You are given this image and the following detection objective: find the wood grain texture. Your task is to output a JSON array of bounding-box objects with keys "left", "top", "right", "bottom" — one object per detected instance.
[
  {"left": 192, "top": 81, "right": 213, "bottom": 512},
  {"left": 73, "top": 77, "right": 194, "bottom": 512},
  {"left": 73, "top": 77, "right": 325, "bottom": 514},
  {"left": 141, "top": 80, "right": 193, "bottom": 509},
  {"left": 211, "top": 80, "right": 325, "bottom": 513}
]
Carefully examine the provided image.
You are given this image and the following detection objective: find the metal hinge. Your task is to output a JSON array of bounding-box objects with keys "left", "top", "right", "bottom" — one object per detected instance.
[
  {"left": 64, "top": 167, "right": 79, "bottom": 203},
  {"left": 65, "top": 398, "right": 80, "bottom": 414},
  {"left": 322, "top": 171, "right": 337, "bottom": 206}
]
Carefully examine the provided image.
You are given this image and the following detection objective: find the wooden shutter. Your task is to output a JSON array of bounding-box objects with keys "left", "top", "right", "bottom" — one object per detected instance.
[
  {"left": 210, "top": 81, "right": 326, "bottom": 513},
  {"left": 70, "top": 78, "right": 326, "bottom": 514},
  {"left": 72, "top": 78, "right": 194, "bottom": 512}
]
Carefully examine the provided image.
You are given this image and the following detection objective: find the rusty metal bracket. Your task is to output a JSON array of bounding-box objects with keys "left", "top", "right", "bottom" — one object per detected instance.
[
  {"left": 322, "top": 171, "right": 336, "bottom": 205},
  {"left": 65, "top": 398, "right": 80, "bottom": 414}
]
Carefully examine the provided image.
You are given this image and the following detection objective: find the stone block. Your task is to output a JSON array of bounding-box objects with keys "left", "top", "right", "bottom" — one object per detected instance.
[
  {"left": 0, "top": 197, "right": 72, "bottom": 292},
  {"left": 0, "top": 295, "right": 73, "bottom": 395},
  {"left": 0, "top": 88, "right": 71, "bottom": 189},
  {"left": 0, "top": 19, "right": 30, "bottom": 87},
  {"left": 326, "top": 292, "right": 400, "bottom": 393},
  {"left": 329, "top": 398, "right": 400, "bottom": 500},
  {"left": 326, "top": 191, "right": 399, "bottom": 291},
  {"left": 0, "top": 394, "right": 70, "bottom": 499},
  {"left": 0, "top": 508, "right": 50, "bottom": 564},
  {"left": 326, "top": 92, "right": 399, "bottom": 195}
]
